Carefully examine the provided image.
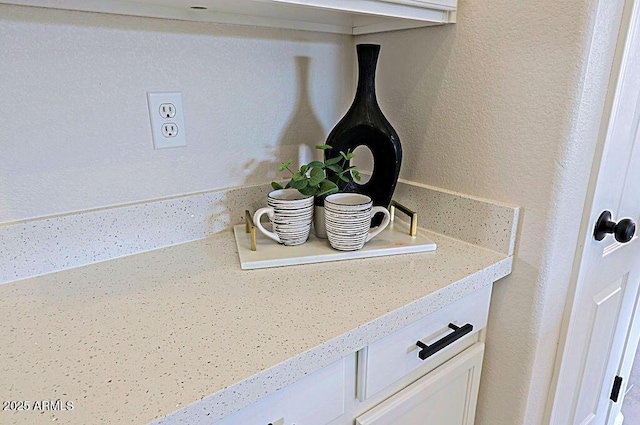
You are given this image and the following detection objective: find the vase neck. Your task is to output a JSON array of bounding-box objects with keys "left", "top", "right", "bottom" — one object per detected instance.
[{"left": 354, "top": 44, "right": 380, "bottom": 104}]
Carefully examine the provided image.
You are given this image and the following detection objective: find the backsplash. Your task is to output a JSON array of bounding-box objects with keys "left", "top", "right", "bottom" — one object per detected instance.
[
  {"left": 0, "top": 184, "right": 270, "bottom": 284},
  {"left": 0, "top": 181, "right": 519, "bottom": 284},
  {"left": 394, "top": 181, "right": 519, "bottom": 256}
]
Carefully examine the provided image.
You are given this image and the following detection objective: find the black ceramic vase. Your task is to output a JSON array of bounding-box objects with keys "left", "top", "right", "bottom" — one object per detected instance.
[{"left": 325, "top": 44, "right": 402, "bottom": 226}]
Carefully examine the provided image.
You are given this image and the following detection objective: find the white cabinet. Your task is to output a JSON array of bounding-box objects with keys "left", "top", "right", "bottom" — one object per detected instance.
[
  {"left": 212, "top": 286, "right": 490, "bottom": 425},
  {"left": 357, "top": 285, "right": 491, "bottom": 400},
  {"left": 213, "top": 358, "right": 346, "bottom": 425},
  {"left": 356, "top": 343, "right": 485, "bottom": 425},
  {"left": 348, "top": 286, "right": 490, "bottom": 425},
  {"left": 0, "top": 0, "right": 457, "bottom": 34}
]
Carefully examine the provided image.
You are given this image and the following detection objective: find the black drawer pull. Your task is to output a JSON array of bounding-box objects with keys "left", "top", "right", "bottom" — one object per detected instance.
[{"left": 415, "top": 323, "right": 474, "bottom": 360}]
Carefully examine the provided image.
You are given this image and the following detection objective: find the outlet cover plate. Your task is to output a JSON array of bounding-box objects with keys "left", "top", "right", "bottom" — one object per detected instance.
[{"left": 147, "top": 92, "right": 187, "bottom": 149}]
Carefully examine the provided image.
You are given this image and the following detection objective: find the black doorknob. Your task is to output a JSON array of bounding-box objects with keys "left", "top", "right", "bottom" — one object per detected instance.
[{"left": 594, "top": 210, "right": 636, "bottom": 243}]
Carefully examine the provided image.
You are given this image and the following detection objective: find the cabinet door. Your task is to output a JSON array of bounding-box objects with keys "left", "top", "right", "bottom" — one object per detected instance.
[
  {"left": 356, "top": 343, "right": 484, "bottom": 425},
  {"left": 213, "top": 359, "right": 345, "bottom": 425}
]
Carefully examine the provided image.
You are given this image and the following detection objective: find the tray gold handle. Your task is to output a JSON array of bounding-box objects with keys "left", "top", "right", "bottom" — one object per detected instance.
[
  {"left": 245, "top": 210, "right": 257, "bottom": 251},
  {"left": 390, "top": 201, "right": 418, "bottom": 237}
]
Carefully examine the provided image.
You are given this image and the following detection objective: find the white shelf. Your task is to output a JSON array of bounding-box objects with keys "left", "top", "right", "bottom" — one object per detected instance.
[{"left": 1, "top": 0, "right": 457, "bottom": 34}]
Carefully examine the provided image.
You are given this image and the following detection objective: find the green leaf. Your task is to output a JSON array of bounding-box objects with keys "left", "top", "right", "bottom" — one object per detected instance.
[
  {"left": 339, "top": 166, "right": 356, "bottom": 173},
  {"left": 308, "top": 167, "right": 325, "bottom": 186},
  {"left": 340, "top": 151, "right": 355, "bottom": 160},
  {"left": 289, "top": 178, "right": 309, "bottom": 190},
  {"left": 299, "top": 164, "right": 309, "bottom": 175},
  {"left": 315, "top": 144, "right": 332, "bottom": 150},
  {"left": 325, "top": 164, "right": 342, "bottom": 173},
  {"left": 325, "top": 156, "right": 342, "bottom": 166},
  {"left": 292, "top": 172, "right": 305, "bottom": 181},
  {"left": 271, "top": 181, "right": 284, "bottom": 190},
  {"left": 317, "top": 180, "right": 339, "bottom": 197},
  {"left": 299, "top": 185, "right": 318, "bottom": 196},
  {"left": 278, "top": 159, "right": 293, "bottom": 172},
  {"left": 338, "top": 174, "right": 350, "bottom": 183},
  {"left": 306, "top": 161, "right": 324, "bottom": 168},
  {"left": 325, "top": 175, "right": 338, "bottom": 185},
  {"left": 351, "top": 170, "right": 361, "bottom": 182},
  {"left": 285, "top": 180, "right": 292, "bottom": 189}
]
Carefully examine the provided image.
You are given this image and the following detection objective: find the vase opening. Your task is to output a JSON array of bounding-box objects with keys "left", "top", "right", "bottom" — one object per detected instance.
[{"left": 351, "top": 145, "right": 374, "bottom": 184}]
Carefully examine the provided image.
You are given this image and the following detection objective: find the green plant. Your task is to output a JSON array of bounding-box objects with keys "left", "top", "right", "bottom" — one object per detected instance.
[{"left": 271, "top": 144, "right": 361, "bottom": 197}]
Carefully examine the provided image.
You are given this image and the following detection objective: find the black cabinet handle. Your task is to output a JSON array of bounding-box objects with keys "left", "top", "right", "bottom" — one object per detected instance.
[{"left": 415, "top": 323, "right": 474, "bottom": 360}]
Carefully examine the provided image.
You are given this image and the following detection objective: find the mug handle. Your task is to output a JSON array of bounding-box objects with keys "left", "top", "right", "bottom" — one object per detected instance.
[
  {"left": 366, "top": 206, "right": 391, "bottom": 243},
  {"left": 253, "top": 207, "right": 281, "bottom": 244}
]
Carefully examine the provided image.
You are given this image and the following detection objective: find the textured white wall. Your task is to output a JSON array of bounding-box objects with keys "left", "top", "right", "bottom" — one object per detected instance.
[
  {"left": 0, "top": 4, "right": 353, "bottom": 224},
  {"left": 358, "top": 0, "right": 620, "bottom": 424}
]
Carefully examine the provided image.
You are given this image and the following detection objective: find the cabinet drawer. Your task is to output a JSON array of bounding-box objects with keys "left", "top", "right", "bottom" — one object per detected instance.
[
  {"left": 357, "top": 285, "right": 491, "bottom": 399},
  {"left": 356, "top": 343, "right": 485, "bottom": 425},
  {"left": 214, "top": 358, "right": 345, "bottom": 425}
]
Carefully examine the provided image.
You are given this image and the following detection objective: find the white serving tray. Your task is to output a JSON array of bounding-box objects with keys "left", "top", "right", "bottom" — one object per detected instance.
[{"left": 233, "top": 219, "right": 437, "bottom": 270}]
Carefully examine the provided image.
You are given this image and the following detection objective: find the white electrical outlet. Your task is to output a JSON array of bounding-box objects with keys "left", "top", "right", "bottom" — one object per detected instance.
[
  {"left": 147, "top": 92, "right": 187, "bottom": 149},
  {"left": 159, "top": 103, "right": 176, "bottom": 118},
  {"left": 161, "top": 123, "right": 178, "bottom": 137}
]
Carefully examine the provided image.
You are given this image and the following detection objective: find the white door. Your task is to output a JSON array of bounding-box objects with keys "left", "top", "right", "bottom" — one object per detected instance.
[
  {"left": 550, "top": 1, "right": 640, "bottom": 424},
  {"left": 356, "top": 343, "right": 484, "bottom": 425}
]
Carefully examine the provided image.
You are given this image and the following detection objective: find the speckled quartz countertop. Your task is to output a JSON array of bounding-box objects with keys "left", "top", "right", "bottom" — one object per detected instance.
[
  {"left": 0, "top": 181, "right": 518, "bottom": 424},
  {"left": 0, "top": 228, "right": 512, "bottom": 425}
]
